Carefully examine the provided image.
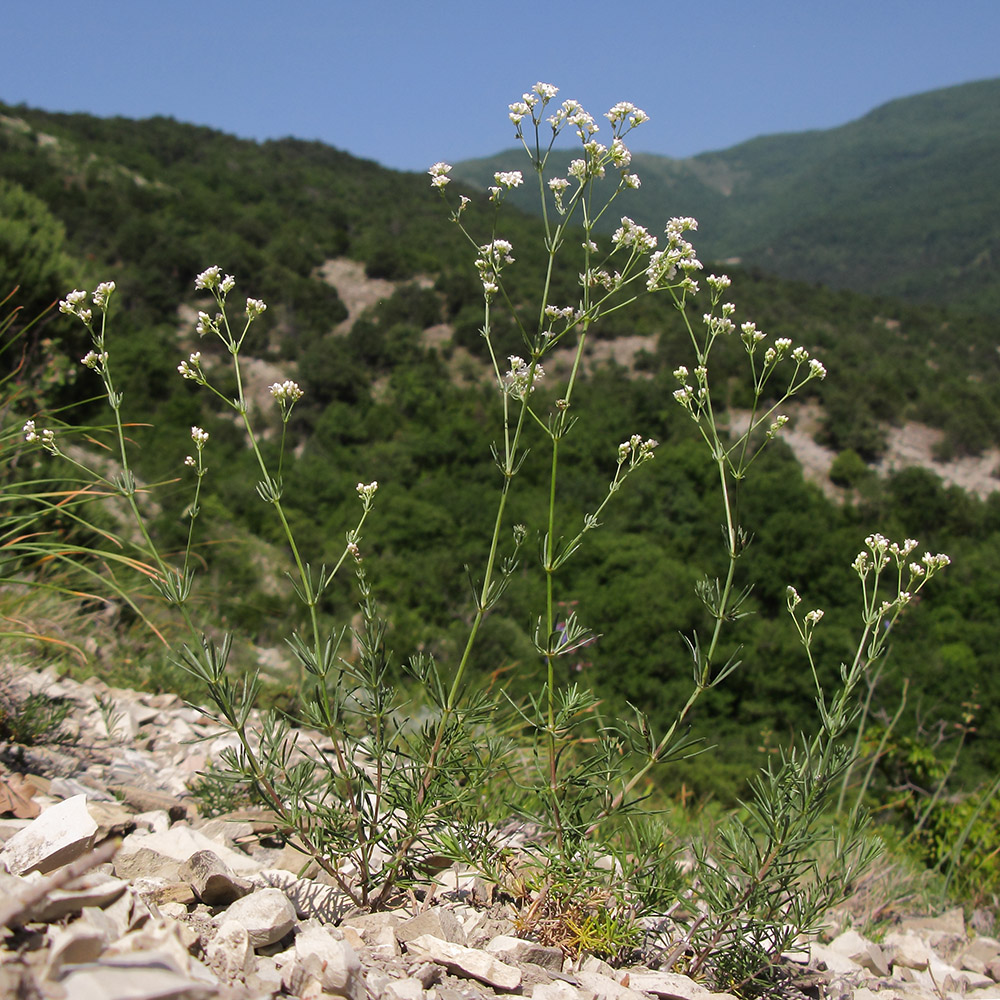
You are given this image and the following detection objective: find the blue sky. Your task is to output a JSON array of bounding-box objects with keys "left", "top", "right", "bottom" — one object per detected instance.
[{"left": 3, "top": 0, "right": 998, "bottom": 173}]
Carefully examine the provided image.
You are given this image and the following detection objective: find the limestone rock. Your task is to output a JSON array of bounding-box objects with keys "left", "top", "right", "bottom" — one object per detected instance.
[
  {"left": 533, "top": 982, "right": 588, "bottom": 1000},
  {"left": 397, "top": 907, "right": 467, "bottom": 946},
  {"left": 177, "top": 848, "right": 252, "bottom": 905},
  {"left": 0, "top": 794, "right": 98, "bottom": 875},
  {"left": 573, "top": 969, "right": 652, "bottom": 1000},
  {"left": 486, "top": 934, "right": 564, "bottom": 972},
  {"left": 206, "top": 918, "right": 256, "bottom": 981},
  {"left": 250, "top": 866, "right": 351, "bottom": 922},
  {"left": 224, "top": 887, "right": 296, "bottom": 948},
  {"left": 286, "top": 923, "right": 363, "bottom": 1000},
  {"left": 405, "top": 934, "right": 521, "bottom": 991},
  {"left": 117, "top": 824, "right": 260, "bottom": 878},
  {"left": 384, "top": 976, "right": 428, "bottom": 1000},
  {"left": 625, "top": 970, "right": 740, "bottom": 1000}
]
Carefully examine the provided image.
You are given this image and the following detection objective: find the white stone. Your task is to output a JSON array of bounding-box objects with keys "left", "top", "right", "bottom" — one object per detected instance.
[
  {"left": 224, "top": 888, "right": 296, "bottom": 948},
  {"left": 534, "top": 982, "right": 586, "bottom": 1000},
  {"left": 117, "top": 824, "right": 260, "bottom": 877},
  {"left": 625, "top": 971, "right": 740, "bottom": 1000},
  {"left": 207, "top": 919, "right": 256, "bottom": 981},
  {"left": 250, "top": 867, "right": 351, "bottom": 922},
  {"left": 573, "top": 969, "right": 653, "bottom": 1000},
  {"left": 810, "top": 941, "right": 864, "bottom": 975},
  {"left": 397, "top": 906, "right": 467, "bottom": 945},
  {"left": 384, "top": 976, "right": 427, "bottom": 1000},
  {"left": 0, "top": 794, "right": 97, "bottom": 875},
  {"left": 885, "top": 930, "right": 935, "bottom": 971},
  {"left": 487, "top": 934, "right": 564, "bottom": 971},
  {"left": 405, "top": 934, "right": 522, "bottom": 991},
  {"left": 290, "top": 924, "right": 363, "bottom": 1000}
]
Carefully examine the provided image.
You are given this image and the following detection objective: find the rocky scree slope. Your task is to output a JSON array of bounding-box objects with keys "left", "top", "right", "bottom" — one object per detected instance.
[{"left": 1, "top": 663, "right": 1000, "bottom": 1000}]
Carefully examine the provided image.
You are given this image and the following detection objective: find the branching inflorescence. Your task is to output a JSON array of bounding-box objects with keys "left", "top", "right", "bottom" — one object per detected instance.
[{"left": 20, "top": 81, "right": 951, "bottom": 988}]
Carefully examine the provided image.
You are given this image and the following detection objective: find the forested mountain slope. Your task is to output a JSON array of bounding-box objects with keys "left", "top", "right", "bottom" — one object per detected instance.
[{"left": 455, "top": 78, "right": 1000, "bottom": 313}]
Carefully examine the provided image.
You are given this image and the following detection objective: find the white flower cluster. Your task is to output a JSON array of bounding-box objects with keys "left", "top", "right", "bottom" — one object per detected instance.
[
  {"left": 610, "top": 138, "right": 631, "bottom": 169},
  {"left": 177, "top": 351, "right": 203, "bottom": 381},
  {"left": 246, "top": 298, "right": 267, "bottom": 320},
  {"left": 617, "top": 433, "right": 658, "bottom": 466},
  {"left": 646, "top": 217, "right": 702, "bottom": 291},
  {"left": 489, "top": 169, "right": 523, "bottom": 202},
  {"left": 612, "top": 216, "right": 657, "bottom": 253},
  {"left": 671, "top": 362, "right": 708, "bottom": 413},
  {"left": 605, "top": 102, "right": 650, "bottom": 128},
  {"left": 191, "top": 426, "right": 209, "bottom": 447},
  {"left": 59, "top": 281, "right": 117, "bottom": 325},
  {"left": 740, "top": 321, "right": 766, "bottom": 350},
  {"left": 508, "top": 82, "right": 561, "bottom": 126},
  {"left": 93, "top": 281, "right": 116, "bottom": 310},
  {"left": 755, "top": 336, "right": 827, "bottom": 380},
  {"left": 427, "top": 162, "right": 452, "bottom": 189},
  {"left": 703, "top": 313, "right": 736, "bottom": 336},
  {"left": 81, "top": 350, "right": 109, "bottom": 371},
  {"left": 584, "top": 268, "right": 623, "bottom": 292},
  {"left": 194, "top": 266, "right": 235, "bottom": 294},
  {"left": 269, "top": 380, "right": 303, "bottom": 403},
  {"left": 193, "top": 312, "right": 212, "bottom": 337},
  {"left": 505, "top": 356, "right": 544, "bottom": 400},
  {"left": 59, "top": 289, "right": 92, "bottom": 325},
  {"left": 23, "top": 419, "right": 55, "bottom": 451},
  {"left": 475, "top": 239, "right": 515, "bottom": 296},
  {"left": 852, "top": 533, "right": 950, "bottom": 600},
  {"left": 356, "top": 481, "right": 379, "bottom": 508}
]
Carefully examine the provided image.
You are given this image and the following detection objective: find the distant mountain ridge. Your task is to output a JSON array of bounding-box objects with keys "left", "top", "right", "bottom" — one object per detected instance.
[{"left": 453, "top": 78, "right": 1000, "bottom": 313}]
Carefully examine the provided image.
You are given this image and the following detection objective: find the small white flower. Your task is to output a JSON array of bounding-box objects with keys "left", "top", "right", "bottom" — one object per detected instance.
[
  {"left": 184, "top": 455, "right": 196, "bottom": 467},
  {"left": 194, "top": 266, "right": 221, "bottom": 290},
  {"left": 428, "top": 162, "right": 452, "bottom": 189},
  {"left": 219, "top": 274, "right": 235, "bottom": 294},
  {"left": 612, "top": 216, "right": 656, "bottom": 252},
  {"left": 190, "top": 426, "right": 209, "bottom": 447},
  {"left": 508, "top": 101, "right": 530, "bottom": 125},
  {"left": 177, "top": 352, "right": 203, "bottom": 380},
  {"left": 494, "top": 170, "right": 523, "bottom": 189},
  {"left": 92, "top": 281, "right": 116, "bottom": 309},
  {"left": 505, "top": 356, "right": 544, "bottom": 399},
  {"left": 533, "top": 82, "right": 558, "bottom": 102},
  {"left": 59, "top": 289, "right": 92, "bottom": 322},
  {"left": 610, "top": 138, "right": 632, "bottom": 168},
  {"left": 195, "top": 312, "right": 214, "bottom": 337},
  {"left": 804, "top": 609, "right": 824, "bottom": 626},
  {"left": 81, "top": 350, "right": 108, "bottom": 370},
  {"left": 356, "top": 481, "right": 379, "bottom": 507},
  {"left": 269, "top": 380, "right": 304, "bottom": 403},
  {"left": 786, "top": 585, "right": 801, "bottom": 609},
  {"left": 808, "top": 358, "right": 827, "bottom": 379},
  {"left": 707, "top": 274, "right": 732, "bottom": 291},
  {"left": 23, "top": 420, "right": 56, "bottom": 452},
  {"left": 246, "top": 298, "right": 267, "bottom": 319}
]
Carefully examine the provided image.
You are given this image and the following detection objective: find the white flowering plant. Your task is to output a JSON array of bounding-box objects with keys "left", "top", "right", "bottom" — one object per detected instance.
[
  {"left": 425, "top": 83, "right": 950, "bottom": 981},
  {"left": 18, "top": 83, "right": 954, "bottom": 985}
]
